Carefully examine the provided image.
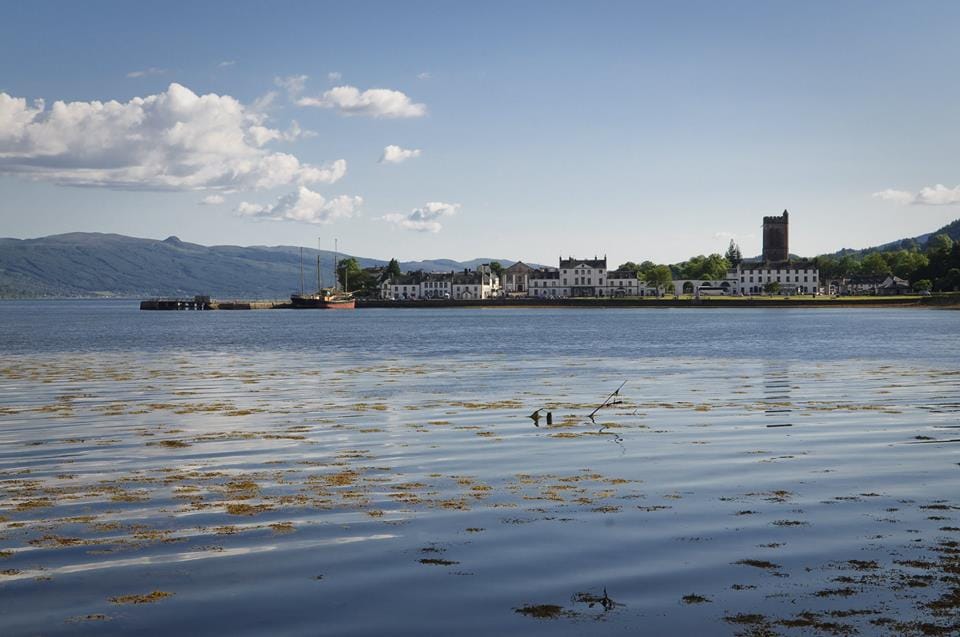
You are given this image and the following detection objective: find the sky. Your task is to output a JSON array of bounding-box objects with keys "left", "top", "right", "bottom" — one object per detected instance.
[{"left": 2, "top": 0, "right": 960, "bottom": 266}]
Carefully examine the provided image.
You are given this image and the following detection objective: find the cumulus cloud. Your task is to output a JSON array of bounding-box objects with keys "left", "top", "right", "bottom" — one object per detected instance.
[
  {"left": 275, "top": 75, "right": 308, "bottom": 98},
  {"left": 417, "top": 72, "right": 431, "bottom": 80},
  {"left": 873, "top": 185, "right": 960, "bottom": 205},
  {"left": 127, "top": 67, "right": 167, "bottom": 78},
  {"left": 297, "top": 85, "right": 426, "bottom": 118},
  {"left": 327, "top": 71, "right": 342, "bottom": 82},
  {"left": 218, "top": 60, "right": 236, "bottom": 68},
  {"left": 873, "top": 189, "right": 916, "bottom": 204},
  {"left": 237, "top": 186, "right": 362, "bottom": 224},
  {"left": 0, "top": 83, "right": 345, "bottom": 191},
  {"left": 380, "top": 144, "right": 421, "bottom": 164},
  {"left": 199, "top": 194, "right": 225, "bottom": 205},
  {"left": 381, "top": 201, "right": 459, "bottom": 232}
]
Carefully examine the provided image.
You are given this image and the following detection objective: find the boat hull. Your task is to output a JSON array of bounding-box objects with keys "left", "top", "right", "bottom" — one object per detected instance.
[{"left": 290, "top": 294, "right": 356, "bottom": 309}]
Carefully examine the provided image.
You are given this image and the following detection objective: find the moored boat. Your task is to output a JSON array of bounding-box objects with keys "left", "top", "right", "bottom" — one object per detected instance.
[{"left": 290, "top": 289, "right": 356, "bottom": 309}]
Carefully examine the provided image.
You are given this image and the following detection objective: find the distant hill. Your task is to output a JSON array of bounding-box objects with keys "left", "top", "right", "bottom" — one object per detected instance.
[
  {"left": 827, "top": 217, "right": 960, "bottom": 258},
  {"left": 0, "top": 233, "right": 530, "bottom": 299}
]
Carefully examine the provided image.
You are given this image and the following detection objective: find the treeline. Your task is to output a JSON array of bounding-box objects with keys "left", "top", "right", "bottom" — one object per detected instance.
[
  {"left": 814, "top": 234, "right": 960, "bottom": 292},
  {"left": 618, "top": 241, "right": 741, "bottom": 285}
]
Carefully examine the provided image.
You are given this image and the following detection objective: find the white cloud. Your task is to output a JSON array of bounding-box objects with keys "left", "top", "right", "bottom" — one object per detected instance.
[
  {"left": 0, "top": 83, "right": 345, "bottom": 191},
  {"left": 380, "top": 144, "right": 421, "bottom": 164},
  {"left": 275, "top": 75, "right": 308, "bottom": 98},
  {"left": 327, "top": 71, "right": 342, "bottom": 82},
  {"left": 127, "top": 67, "right": 166, "bottom": 79},
  {"left": 199, "top": 194, "right": 225, "bottom": 205},
  {"left": 297, "top": 85, "right": 426, "bottom": 118},
  {"left": 237, "top": 186, "right": 362, "bottom": 224},
  {"left": 873, "top": 185, "right": 960, "bottom": 205},
  {"left": 381, "top": 201, "right": 459, "bottom": 232},
  {"left": 873, "top": 189, "right": 916, "bottom": 204},
  {"left": 218, "top": 60, "right": 236, "bottom": 68},
  {"left": 417, "top": 72, "right": 431, "bottom": 80},
  {"left": 915, "top": 184, "right": 960, "bottom": 205}
]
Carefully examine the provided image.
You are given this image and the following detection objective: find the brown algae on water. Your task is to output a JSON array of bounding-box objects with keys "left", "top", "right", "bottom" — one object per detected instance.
[{"left": 2, "top": 350, "right": 960, "bottom": 633}]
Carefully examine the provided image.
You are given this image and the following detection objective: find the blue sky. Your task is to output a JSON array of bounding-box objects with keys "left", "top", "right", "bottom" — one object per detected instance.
[{"left": 2, "top": 0, "right": 959, "bottom": 264}]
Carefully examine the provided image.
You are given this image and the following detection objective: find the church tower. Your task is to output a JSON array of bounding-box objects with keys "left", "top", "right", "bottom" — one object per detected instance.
[{"left": 762, "top": 210, "right": 789, "bottom": 263}]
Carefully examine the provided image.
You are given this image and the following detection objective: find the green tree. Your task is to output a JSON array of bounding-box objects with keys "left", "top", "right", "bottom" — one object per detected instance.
[
  {"left": 336, "top": 257, "right": 363, "bottom": 291},
  {"left": 889, "top": 250, "right": 928, "bottom": 280},
  {"left": 861, "top": 252, "right": 892, "bottom": 277},
  {"left": 913, "top": 279, "right": 932, "bottom": 292},
  {"left": 725, "top": 240, "right": 742, "bottom": 266},
  {"left": 677, "top": 254, "right": 730, "bottom": 280},
  {"left": 928, "top": 234, "right": 954, "bottom": 253},
  {"left": 386, "top": 258, "right": 403, "bottom": 279},
  {"left": 644, "top": 265, "right": 673, "bottom": 297},
  {"left": 488, "top": 261, "right": 504, "bottom": 280},
  {"left": 838, "top": 255, "right": 861, "bottom": 278},
  {"left": 617, "top": 262, "right": 642, "bottom": 276},
  {"left": 938, "top": 268, "right": 960, "bottom": 292},
  {"left": 764, "top": 281, "right": 781, "bottom": 295}
]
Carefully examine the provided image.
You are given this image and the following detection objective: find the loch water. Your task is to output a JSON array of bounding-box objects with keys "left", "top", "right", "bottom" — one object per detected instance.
[{"left": 1, "top": 301, "right": 959, "bottom": 636}]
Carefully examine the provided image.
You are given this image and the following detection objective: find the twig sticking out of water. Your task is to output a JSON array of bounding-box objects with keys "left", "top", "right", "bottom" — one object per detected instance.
[{"left": 589, "top": 381, "right": 627, "bottom": 422}]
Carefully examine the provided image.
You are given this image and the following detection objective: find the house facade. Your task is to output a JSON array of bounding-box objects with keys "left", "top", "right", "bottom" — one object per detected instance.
[
  {"left": 559, "top": 257, "right": 607, "bottom": 297},
  {"left": 380, "top": 266, "right": 501, "bottom": 300}
]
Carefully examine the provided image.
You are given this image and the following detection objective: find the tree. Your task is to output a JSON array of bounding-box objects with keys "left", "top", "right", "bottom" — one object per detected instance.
[
  {"left": 929, "top": 234, "right": 954, "bottom": 253},
  {"left": 677, "top": 253, "right": 730, "bottom": 280},
  {"left": 488, "top": 261, "right": 504, "bottom": 279},
  {"left": 861, "top": 252, "right": 892, "bottom": 278},
  {"left": 386, "top": 258, "right": 402, "bottom": 279},
  {"left": 913, "top": 279, "right": 932, "bottom": 292},
  {"left": 644, "top": 265, "right": 673, "bottom": 297},
  {"left": 938, "top": 268, "right": 960, "bottom": 292},
  {"left": 617, "top": 262, "right": 642, "bottom": 276},
  {"left": 764, "top": 281, "right": 781, "bottom": 295},
  {"left": 725, "top": 240, "right": 742, "bottom": 266},
  {"left": 336, "top": 257, "right": 363, "bottom": 291}
]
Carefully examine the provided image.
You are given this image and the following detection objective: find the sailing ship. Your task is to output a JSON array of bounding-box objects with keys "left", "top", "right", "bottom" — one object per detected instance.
[{"left": 290, "top": 240, "right": 356, "bottom": 309}]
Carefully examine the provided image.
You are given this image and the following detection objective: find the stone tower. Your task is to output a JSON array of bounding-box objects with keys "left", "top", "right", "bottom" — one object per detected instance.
[{"left": 762, "top": 210, "right": 789, "bottom": 263}]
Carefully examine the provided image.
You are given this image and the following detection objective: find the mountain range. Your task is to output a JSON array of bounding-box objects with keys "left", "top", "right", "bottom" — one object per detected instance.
[
  {"left": 2, "top": 218, "right": 958, "bottom": 298},
  {"left": 0, "top": 233, "right": 529, "bottom": 299}
]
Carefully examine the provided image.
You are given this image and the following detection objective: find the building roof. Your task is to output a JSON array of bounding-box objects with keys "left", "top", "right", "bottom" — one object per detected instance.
[
  {"left": 559, "top": 256, "right": 606, "bottom": 269},
  {"left": 529, "top": 268, "right": 560, "bottom": 280},
  {"left": 739, "top": 258, "right": 817, "bottom": 269},
  {"left": 503, "top": 261, "right": 533, "bottom": 274}
]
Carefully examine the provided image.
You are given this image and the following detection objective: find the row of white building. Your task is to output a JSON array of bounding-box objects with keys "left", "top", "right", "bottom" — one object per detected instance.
[{"left": 380, "top": 257, "right": 822, "bottom": 300}]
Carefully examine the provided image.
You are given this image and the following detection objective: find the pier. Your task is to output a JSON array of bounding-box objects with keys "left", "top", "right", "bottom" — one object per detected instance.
[{"left": 140, "top": 296, "right": 286, "bottom": 310}]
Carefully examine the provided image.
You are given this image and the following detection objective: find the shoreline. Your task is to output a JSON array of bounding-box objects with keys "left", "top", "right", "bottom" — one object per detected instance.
[{"left": 356, "top": 295, "right": 958, "bottom": 309}]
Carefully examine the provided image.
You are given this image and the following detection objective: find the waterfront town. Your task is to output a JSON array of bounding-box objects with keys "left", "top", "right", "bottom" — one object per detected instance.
[{"left": 379, "top": 211, "right": 913, "bottom": 301}]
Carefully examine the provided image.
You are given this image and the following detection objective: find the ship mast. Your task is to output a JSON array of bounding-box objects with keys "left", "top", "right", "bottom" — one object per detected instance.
[
  {"left": 299, "top": 247, "right": 304, "bottom": 296},
  {"left": 316, "top": 238, "right": 322, "bottom": 294},
  {"left": 334, "top": 238, "right": 339, "bottom": 293}
]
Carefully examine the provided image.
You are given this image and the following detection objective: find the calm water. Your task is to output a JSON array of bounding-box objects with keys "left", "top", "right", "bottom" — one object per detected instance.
[{"left": 1, "top": 301, "right": 959, "bottom": 636}]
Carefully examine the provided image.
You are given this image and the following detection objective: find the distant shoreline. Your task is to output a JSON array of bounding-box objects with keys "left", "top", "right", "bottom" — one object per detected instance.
[{"left": 356, "top": 295, "right": 959, "bottom": 309}]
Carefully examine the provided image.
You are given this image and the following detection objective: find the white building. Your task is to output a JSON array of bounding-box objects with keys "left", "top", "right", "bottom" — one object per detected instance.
[
  {"left": 559, "top": 257, "right": 607, "bottom": 297},
  {"left": 502, "top": 261, "right": 534, "bottom": 295},
  {"left": 604, "top": 269, "right": 648, "bottom": 297},
  {"left": 380, "top": 266, "right": 501, "bottom": 300},
  {"left": 736, "top": 260, "right": 818, "bottom": 295},
  {"left": 528, "top": 268, "right": 562, "bottom": 297}
]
